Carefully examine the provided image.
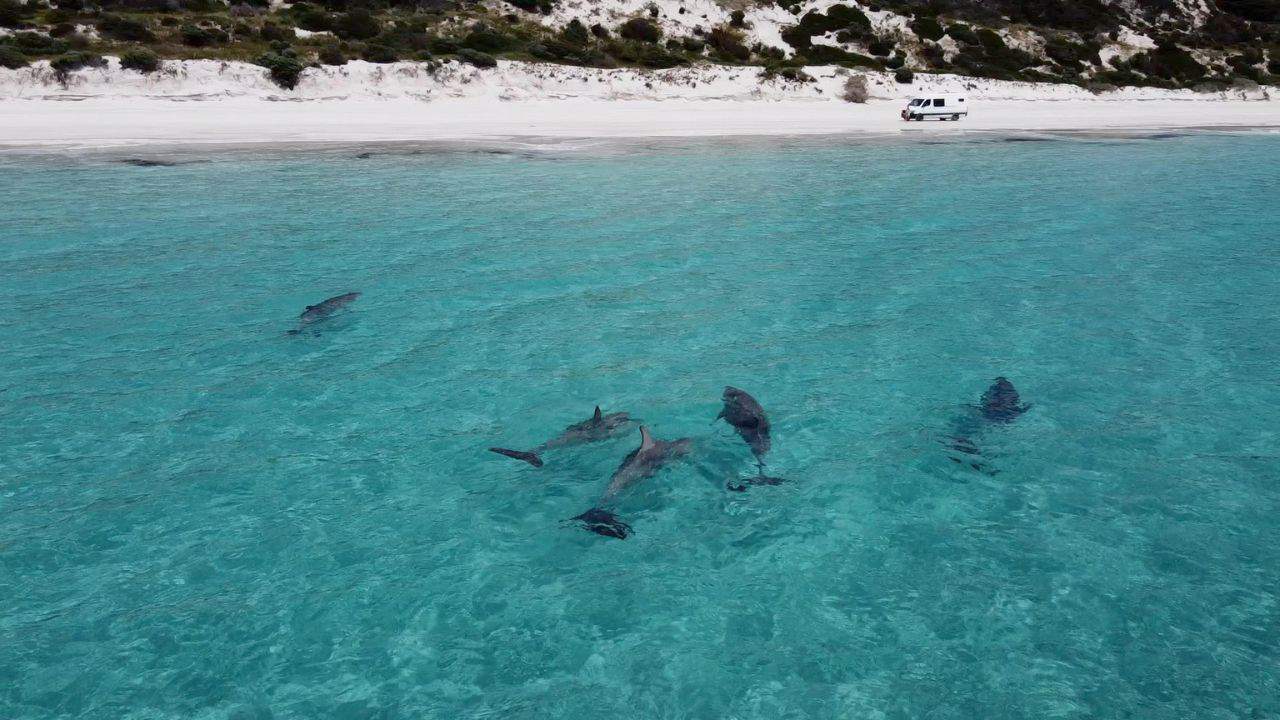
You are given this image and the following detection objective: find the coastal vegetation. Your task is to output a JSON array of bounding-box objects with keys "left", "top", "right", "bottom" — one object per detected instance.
[{"left": 1, "top": 0, "right": 1277, "bottom": 90}]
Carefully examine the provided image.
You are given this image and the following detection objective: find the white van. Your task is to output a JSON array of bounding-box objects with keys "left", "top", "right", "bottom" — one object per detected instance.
[{"left": 902, "top": 94, "right": 968, "bottom": 121}]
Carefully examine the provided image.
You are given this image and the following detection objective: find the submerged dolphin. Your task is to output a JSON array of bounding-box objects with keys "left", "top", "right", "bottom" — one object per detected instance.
[
  {"left": 947, "top": 377, "right": 1031, "bottom": 471},
  {"left": 489, "top": 406, "right": 633, "bottom": 468},
  {"left": 979, "top": 377, "right": 1031, "bottom": 423},
  {"left": 287, "top": 292, "right": 361, "bottom": 335},
  {"left": 715, "top": 386, "right": 785, "bottom": 492},
  {"left": 572, "top": 426, "right": 691, "bottom": 539}
]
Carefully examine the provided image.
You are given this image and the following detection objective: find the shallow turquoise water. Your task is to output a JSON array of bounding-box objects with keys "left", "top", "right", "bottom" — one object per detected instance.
[{"left": 3, "top": 133, "right": 1279, "bottom": 719}]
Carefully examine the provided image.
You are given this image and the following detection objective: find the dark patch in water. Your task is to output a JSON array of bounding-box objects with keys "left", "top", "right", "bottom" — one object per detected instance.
[
  {"left": 120, "top": 158, "right": 178, "bottom": 167},
  {"left": 1143, "top": 133, "right": 1184, "bottom": 140},
  {"left": 1002, "top": 137, "right": 1053, "bottom": 143}
]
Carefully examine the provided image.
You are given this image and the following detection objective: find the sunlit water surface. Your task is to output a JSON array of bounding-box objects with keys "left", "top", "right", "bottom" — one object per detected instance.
[{"left": 3, "top": 133, "right": 1279, "bottom": 719}]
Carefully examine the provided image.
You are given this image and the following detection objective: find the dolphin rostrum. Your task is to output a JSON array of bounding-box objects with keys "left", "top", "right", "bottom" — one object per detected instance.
[
  {"left": 715, "top": 386, "right": 785, "bottom": 492},
  {"left": 489, "top": 406, "right": 633, "bottom": 468},
  {"left": 287, "top": 292, "right": 361, "bottom": 335},
  {"left": 571, "top": 426, "right": 691, "bottom": 539}
]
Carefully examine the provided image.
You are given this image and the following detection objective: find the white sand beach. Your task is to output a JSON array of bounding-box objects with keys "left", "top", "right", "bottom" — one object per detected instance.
[{"left": 2, "top": 59, "right": 1277, "bottom": 147}]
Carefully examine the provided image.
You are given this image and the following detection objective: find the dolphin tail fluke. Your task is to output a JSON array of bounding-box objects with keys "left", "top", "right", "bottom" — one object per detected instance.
[
  {"left": 488, "top": 447, "right": 544, "bottom": 468},
  {"left": 571, "top": 508, "right": 631, "bottom": 539}
]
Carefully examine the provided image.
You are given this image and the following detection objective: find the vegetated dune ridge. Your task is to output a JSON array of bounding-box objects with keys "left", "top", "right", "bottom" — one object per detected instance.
[{"left": 0, "top": 58, "right": 1276, "bottom": 146}]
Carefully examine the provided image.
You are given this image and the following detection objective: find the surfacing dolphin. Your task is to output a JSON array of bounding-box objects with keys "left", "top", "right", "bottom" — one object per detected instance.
[
  {"left": 979, "top": 377, "right": 1031, "bottom": 423},
  {"left": 947, "top": 377, "right": 1031, "bottom": 471},
  {"left": 287, "top": 292, "right": 361, "bottom": 335},
  {"left": 715, "top": 386, "right": 785, "bottom": 492},
  {"left": 489, "top": 406, "right": 633, "bottom": 468},
  {"left": 571, "top": 426, "right": 691, "bottom": 539}
]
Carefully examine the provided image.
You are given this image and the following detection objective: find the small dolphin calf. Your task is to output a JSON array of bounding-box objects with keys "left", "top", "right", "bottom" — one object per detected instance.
[
  {"left": 489, "top": 406, "right": 632, "bottom": 468},
  {"left": 715, "top": 386, "right": 785, "bottom": 491},
  {"left": 572, "top": 426, "right": 691, "bottom": 539},
  {"left": 287, "top": 292, "right": 361, "bottom": 335}
]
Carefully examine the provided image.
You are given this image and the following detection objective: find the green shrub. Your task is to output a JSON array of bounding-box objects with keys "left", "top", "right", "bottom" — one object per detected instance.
[
  {"left": 257, "top": 50, "right": 305, "bottom": 89},
  {"left": 317, "top": 45, "right": 347, "bottom": 65},
  {"left": 119, "top": 47, "right": 160, "bottom": 72},
  {"left": 0, "top": 0, "right": 33, "bottom": 28},
  {"left": 619, "top": 17, "right": 660, "bottom": 43},
  {"left": 911, "top": 16, "right": 944, "bottom": 41},
  {"left": 362, "top": 43, "right": 398, "bottom": 62},
  {"left": 462, "top": 25, "right": 516, "bottom": 52},
  {"left": 50, "top": 51, "right": 105, "bottom": 81},
  {"left": 429, "top": 36, "right": 460, "bottom": 54},
  {"left": 682, "top": 36, "right": 705, "bottom": 52},
  {"left": 456, "top": 48, "right": 497, "bottom": 67},
  {"left": 885, "top": 52, "right": 905, "bottom": 69},
  {"left": 506, "top": 0, "right": 553, "bottom": 13},
  {"left": 867, "top": 37, "right": 894, "bottom": 56},
  {"left": 730, "top": 9, "right": 746, "bottom": 28},
  {"left": 1130, "top": 40, "right": 1205, "bottom": 84},
  {"left": 4, "top": 32, "right": 69, "bottom": 55},
  {"left": 290, "top": 3, "right": 332, "bottom": 32},
  {"left": 800, "top": 44, "right": 880, "bottom": 68},
  {"left": 260, "top": 22, "right": 296, "bottom": 42},
  {"left": 50, "top": 22, "right": 77, "bottom": 38},
  {"left": 782, "top": 5, "right": 869, "bottom": 50},
  {"left": 99, "top": 14, "right": 155, "bottom": 42},
  {"left": 334, "top": 8, "right": 380, "bottom": 40},
  {"left": 0, "top": 45, "right": 27, "bottom": 69},
  {"left": 590, "top": 23, "right": 609, "bottom": 39},
  {"left": 894, "top": 67, "right": 914, "bottom": 83},
  {"left": 945, "top": 23, "right": 978, "bottom": 45},
  {"left": 975, "top": 28, "right": 1006, "bottom": 51},
  {"left": 707, "top": 26, "right": 750, "bottom": 62},
  {"left": 562, "top": 18, "right": 589, "bottom": 46},
  {"left": 180, "top": 24, "right": 228, "bottom": 47}
]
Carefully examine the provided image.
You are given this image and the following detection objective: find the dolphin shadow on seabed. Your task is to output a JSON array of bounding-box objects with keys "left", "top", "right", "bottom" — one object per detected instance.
[{"left": 944, "top": 376, "right": 1032, "bottom": 475}]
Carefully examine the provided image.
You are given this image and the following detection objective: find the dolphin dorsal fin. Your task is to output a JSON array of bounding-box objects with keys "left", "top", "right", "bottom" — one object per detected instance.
[
  {"left": 639, "top": 426, "right": 655, "bottom": 452},
  {"left": 593, "top": 406, "right": 602, "bottom": 422}
]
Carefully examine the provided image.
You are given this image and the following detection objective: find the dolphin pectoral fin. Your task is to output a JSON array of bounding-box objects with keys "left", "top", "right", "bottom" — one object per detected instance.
[
  {"left": 571, "top": 509, "right": 631, "bottom": 539},
  {"left": 488, "top": 447, "right": 544, "bottom": 468},
  {"left": 593, "top": 406, "right": 603, "bottom": 422}
]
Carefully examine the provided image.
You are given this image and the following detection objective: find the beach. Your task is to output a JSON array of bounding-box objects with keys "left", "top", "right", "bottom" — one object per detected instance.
[{"left": 2, "top": 59, "right": 1277, "bottom": 147}]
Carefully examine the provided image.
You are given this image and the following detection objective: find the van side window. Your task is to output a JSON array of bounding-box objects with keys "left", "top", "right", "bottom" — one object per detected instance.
[{"left": 934, "top": 99, "right": 946, "bottom": 107}]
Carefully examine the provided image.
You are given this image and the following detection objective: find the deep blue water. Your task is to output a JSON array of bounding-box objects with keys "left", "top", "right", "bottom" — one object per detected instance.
[{"left": 3, "top": 133, "right": 1279, "bottom": 719}]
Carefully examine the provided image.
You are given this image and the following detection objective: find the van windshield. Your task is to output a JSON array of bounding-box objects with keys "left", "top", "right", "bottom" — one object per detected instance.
[{"left": 909, "top": 99, "right": 923, "bottom": 106}]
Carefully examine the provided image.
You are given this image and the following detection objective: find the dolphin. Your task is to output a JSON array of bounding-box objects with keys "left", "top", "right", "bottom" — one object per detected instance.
[
  {"left": 947, "top": 377, "right": 1031, "bottom": 472},
  {"left": 489, "top": 406, "right": 633, "bottom": 468},
  {"left": 715, "top": 386, "right": 785, "bottom": 492},
  {"left": 979, "top": 377, "right": 1031, "bottom": 423},
  {"left": 287, "top": 292, "right": 361, "bottom": 335},
  {"left": 571, "top": 426, "right": 691, "bottom": 539}
]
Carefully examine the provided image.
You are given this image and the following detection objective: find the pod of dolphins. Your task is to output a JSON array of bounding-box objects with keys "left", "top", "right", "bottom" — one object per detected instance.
[{"left": 289, "top": 293, "right": 1032, "bottom": 540}]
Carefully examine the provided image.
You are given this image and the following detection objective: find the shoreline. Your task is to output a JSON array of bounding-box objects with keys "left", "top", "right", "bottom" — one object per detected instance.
[{"left": 2, "top": 59, "right": 1277, "bottom": 148}]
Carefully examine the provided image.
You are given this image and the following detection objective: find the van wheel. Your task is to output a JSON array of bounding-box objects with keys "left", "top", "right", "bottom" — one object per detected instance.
[{"left": 952, "top": 114, "right": 960, "bottom": 121}]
